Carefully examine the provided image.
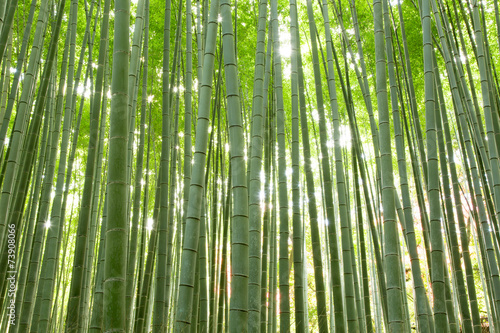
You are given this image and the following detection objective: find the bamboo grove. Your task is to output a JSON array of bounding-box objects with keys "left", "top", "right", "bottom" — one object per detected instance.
[{"left": 1, "top": 0, "right": 500, "bottom": 331}]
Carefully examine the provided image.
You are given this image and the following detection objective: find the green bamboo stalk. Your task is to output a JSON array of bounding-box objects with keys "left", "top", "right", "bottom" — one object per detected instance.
[
  {"left": 433, "top": 50, "right": 473, "bottom": 332},
  {"left": 269, "top": 0, "right": 290, "bottom": 329},
  {"left": 87, "top": 89, "right": 110, "bottom": 332},
  {"left": 384, "top": 0, "right": 432, "bottom": 330},
  {"left": 153, "top": 0, "right": 172, "bottom": 328},
  {"left": 29, "top": 9, "right": 71, "bottom": 330},
  {"left": 353, "top": 151, "right": 374, "bottom": 333},
  {"left": 0, "top": 0, "right": 18, "bottom": 66},
  {"left": 78, "top": 6, "right": 102, "bottom": 325},
  {"left": 175, "top": 0, "right": 219, "bottom": 330},
  {"left": 422, "top": 0, "right": 447, "bottom": 329},
  {"left": 333, "top": 0, "right": 382, "bottom": 203},
  {"left": 66, "top": 0, "right": 109, "bottom": 328},
  {"left": 247, "top": 0, "right": 268, "bottom": 330},
  {"left": 165, "top": 56, "right": 182, "bottom": 323},
  {"left": 198, "top": 193, "right": 209, "bottom": 332},
  {"left": 0, "top": 30, "right": 11, "bottom": 131},
  {"left": 103, "top": 0, "right": 130, "bottom": 331},
  {"left": 124, "top": 0, "right": 146, "bottom": 325},
  {"left": 289, "top": 0, "right": 305, "bottom": 330},
  {"left": 267, "top": 164, "right": 277, "bottom": 333},
  {"left": 126, "top": 1, "right": 149, "bottom": 329},
  {"left": 470, "top": 0, "right": 500, "bottom": 319},
  {"left": 214, "top": 168, "right": 230, "bottom": 332},
  {"left": 260, "top": 59, "right": 272, "bottom": 331},
  {"left": 297, "top": 49, "right": 329, "bottom": 332},
  {"left": 220, "top": 1, "right": 250, "bottom": 330},
  {"left": 89, "top": 190, "right": 108, "bottom": 332},
  {"left": 208, "top": 84, "right": 223, "bottom": 333},
  {"left": 130, "top": 68, "right": 150, "bottom": 333},
  {"left": 0, "top": 0, "right": 35, "bottom": 161},
  {"left": 134, "top": 139, "right": 160, "bottom": 333},
  {"left": 335, "top": 30, "right": 390, "bottom": 328},
  {"left": 53, "top": 200, "right": 76, "bottom": 333},
  {"left": 374, "top": 0, "right": 405, "bottom": 330},
  {"left": 183, "top": 0, "right": 193, "bottom": 235}
]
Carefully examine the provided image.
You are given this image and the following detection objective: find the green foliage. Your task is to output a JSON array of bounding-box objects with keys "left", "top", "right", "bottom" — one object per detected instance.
[{"left": 2, "top": 0, "right": 500, "bottom": 331}]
